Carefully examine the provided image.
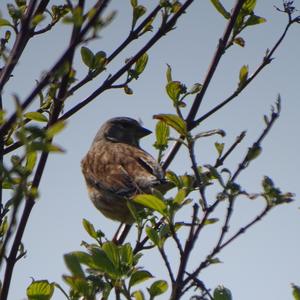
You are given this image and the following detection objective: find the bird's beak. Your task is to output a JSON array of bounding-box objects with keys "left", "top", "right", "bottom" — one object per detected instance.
[{"left": 137, "top": 126, "right": 152, "bottom": 137}]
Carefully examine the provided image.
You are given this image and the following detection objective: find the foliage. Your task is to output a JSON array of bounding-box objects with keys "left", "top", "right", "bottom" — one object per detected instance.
[{"left": 0, "top": 1, "right": 299, "bottom": 300}]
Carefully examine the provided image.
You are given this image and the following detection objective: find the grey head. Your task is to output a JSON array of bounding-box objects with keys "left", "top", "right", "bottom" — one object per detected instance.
[{"left": 93, "top": 117, "right": 152, "bottom": 147}]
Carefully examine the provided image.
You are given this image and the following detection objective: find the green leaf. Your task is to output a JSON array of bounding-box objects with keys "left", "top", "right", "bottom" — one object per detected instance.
[
  {"left": 242, "top": 0, "right": 256, "bottom": 14},
  {"left": 189, "top": 83, "right": 202, "bottom": 94},
  {"left": 233, "top": 37, "right": 245, "bottom": 47},
  {"left": 292, "top": 284, "right": 300, "bottom": 300},
  {"left": 238, "top": 65, "right": 248, "bottom": 88},
  {"left": 82, "top": 218, "right": 98, "bottom": 239},
  {"left": 31, "top": 14, "right": 45, "bottom": 27},
  {"left": 0, "top": 216, "right": 8, "bottom": 237},
  {"left": 245, "top": 144, "right": 261, "bottom": 161},
  {"left": 81, "top": 46, "right": 94, "bottom": 68},
  {"left": 124, "top": 85, "right": 134, "bottom": 95},
  {"left": 133, "top": 194, "right": 167, "bottom": 216},
  {"left": 24, "top": 112, "right": 48, "bottom": 122},
  {"left": 210, "top": 0, "right": 230, "bottom": 19},
  {"left": 93, "top": 51, "right": 107, "bottom": 70},
  {"left": 119, "top": 243, "right": 133, "bottom": 266},
  {"left": 102, "top": 241, "right": 120, "bottom": 269},
  {"left": 46, "top": 121, "right": 66, "bottom": 138},
  {"left": 63, "top": 276, "right": 90, "bottom": 296},
  {"left": 90, "top": 247, "right": 117, "bottom": 276},
  {"left": 132, "top": 5, "right": 146, "bottom": 29},
  {"left": 245, "top": 14, "right": 266, "bottom": 26},
  {"left": 213, "top": 285, "right": 232, "bottom": 300},
  {"left": 25, "top": 151, "right": 37, "bottom": 172},
  {"left": 173, "top": 189, "right": 186, "bottom": 205},
  {"left": 129, "top": 270, "right": 153, "bottom": 288},
  {"left": 130, "top": 0, "right": 138, "bottom": 8},
  {"left": 154, "top": 121, "right": 169, "bottom": 150},
  {"left": 133, "top": 290, "right": 145, "bottom": 300},
  {"left": 215, "top": 142, "right": 224, "bottom": 156},
  {"left": 166, "top": 64, "right": 172, "bottom": 83},
  {"left": 153, "top": 114, "right": 187, "bottom": 136},
  {"left": 135, "top": 53, "right": 148, "bottom": 76},
  {"left": 145, "top": 226, "right": 160, "bottom": 246},
  {"left": 148, "top": 280, "right": 168, "bottom": 298},
  {"left": 64, "top": 253, "right": 85, "bottom": 278},
  {"left": 166, "top": 81, "right": 183, "bottom": 103},
  {"left": 27, "top": 280, "right": 54, "bottom": 300},
  {"left": 204, "top": 218, "right": 219, "bottom": 225},
  {"left": 0, "top": 18, "right": 13, "bottom": 27}
]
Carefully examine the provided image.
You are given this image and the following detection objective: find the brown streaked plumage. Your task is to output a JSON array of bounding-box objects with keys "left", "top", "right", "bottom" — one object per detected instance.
[{"left": 81, "top": 117, "right": 165, "bottom": 224}]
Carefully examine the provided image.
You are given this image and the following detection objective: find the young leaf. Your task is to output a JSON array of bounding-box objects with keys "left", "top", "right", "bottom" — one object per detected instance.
[
  {"left": 119, "top": 243, "right": 133, "bottom": 266},
  {"left": 90, "top": 247, "right": 117, "bottom": 276},
  {"left": 210, "top": 0, "right": 230, "bottom": 19},
  {"left": 133, "top": 290, "right": 145, "bottom": 300},
  {"left": 173, "top": 189, "right": 186, "bottom": 205},
  {"left": 145, "top": 226, "right": 160, "bottom": 246},
  {"left": 135, "top": 53, "right": 148, "bottom": 76},
  {"left": 27, "top": 280, "right": 54, "bottom": 300},
  {"left": 148, "top": 280, "right": 168, "bottom": 298},
  {"left": 166, "top": 81, "right": 183, "bottom": 103},
  {"left": 82, "top": 218, "right": 98, "bottom": 239},
  {"left": 81, "top": 46, "right": 94, "bottom": 68},
  {"left": 24, "top": 112, "right": 48, "bottom": 122},
  {"left": 129, "top": 270, "right": 153, "bottom": 288},
  {"left": 166, "top": 64, "right": 172, "bottom": 83},
  {"left": 215, "top": 142, "right": 224, "bottom": 156},
  {"left": 130, "top": 0, "right": 138, "bottom": 8},
  {"left": 213, "top": 285, "right": 232, "bottom": 300},
  {"left": 153, "top": 114, "right": 187, "bottom": 136},
  {"left": 233, "top": 37, "right": 245, "bottom": 47},
  {"left": 25, "top": 151, "right": 37, "bottom": 172},
  {"left": 0, "top": 18, "right": 13, "bottom": 27},
  {"left": 292, "top": 284, "right": 300, "bottom": 300},
  {"left": 46, "top": 121, "right": 66, "bottom": 138},
  {"left": 154, "top": 121, "right": 169, "bottom": 150},
  {"left": 245, "top": 14, "right": 266, "bottom": 26},
  {"left": 64, "top": 253, "right": 85, "bottom": 278},
  {"left": 242, "top": 0, "right": 256, "bottom": 14},
  {"left": 238, "top": 65, "right": 249, "bottom": 88},
  {"left": 102, "top": 241, "right": 120, "bottom": 269},
  {"left": 133, "top": 194, "right": 167, "bottom": 216},
  {"left": 132, "top": 5, "right": 146, "bottom": 29}
]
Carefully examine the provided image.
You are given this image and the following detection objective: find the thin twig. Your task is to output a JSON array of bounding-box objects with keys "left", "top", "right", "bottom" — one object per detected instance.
[
  {"left": 159, "top": 246, "right": 175, "bottom": 283},
  {"left": 59, "top": 0, "right": 194, "bottom": 121}
]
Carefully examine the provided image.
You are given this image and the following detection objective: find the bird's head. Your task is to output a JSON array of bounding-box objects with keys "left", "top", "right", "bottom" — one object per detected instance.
[{"left": 93, "top": 117, "right": 152, "bottom": 147}]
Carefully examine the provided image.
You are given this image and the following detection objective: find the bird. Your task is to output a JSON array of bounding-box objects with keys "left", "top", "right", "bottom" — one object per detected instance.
[{"left": 81, "top": 117, "right": 165, "bottom": 224}]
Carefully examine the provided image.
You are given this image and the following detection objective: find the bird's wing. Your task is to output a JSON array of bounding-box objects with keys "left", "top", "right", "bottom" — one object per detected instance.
[{"left": 82, "top": 142, "right": 166, "bottom": 198}]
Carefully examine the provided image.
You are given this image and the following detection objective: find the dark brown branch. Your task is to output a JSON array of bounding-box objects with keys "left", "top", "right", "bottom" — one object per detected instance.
[
  {"left": 159, "top": 246, "right": 175, "bottom": 283},
  {"left": 0, "top": 0, "right": 38, "bottom": 92},
  {"left": 162, "top": 0, "right": 247, "bottom": 170},
  {"left": 0, "top": 0, "right": 111, "bottom": 138},
  {"left": 0, "top": 1, "right": 88, "bottom": 297},
  {"left": 193, "top": 20, "right": 292, "bottom": 127},
  {"left": 170, "top": 204, "right": 199, "bottom": 300},
  {"left": 67, "top": 5, "right": 161, "bottom": 96},
  {"left": 182, "top": 101, "right": 281, "bottom": 288},
  {"left": 59, "top": 0, "right": 195, "bottom": 121}
]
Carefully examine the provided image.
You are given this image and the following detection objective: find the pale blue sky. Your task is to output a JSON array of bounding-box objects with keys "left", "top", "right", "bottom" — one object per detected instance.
[{"left": 1, "top": 1, "right": 300, "bottom": 299}]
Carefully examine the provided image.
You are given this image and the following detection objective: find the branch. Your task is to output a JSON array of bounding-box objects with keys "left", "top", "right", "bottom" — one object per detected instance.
[
  {"left": 193, "top": 18, "right": 292, "bottom": 127},
  {"left": 162, "top": 0, "right": 248, "bottom": 170},
  {"left": 0, "top": 0, "right": 111, "bottom": 138},
  {"left": 159, "top": 246, "right": 175, "bottom": 283},
  {"left": 59, "top": 0, "right": 195, "bottom": 121},
  {"left": 0, "top": 1, "right": 88, "bottom": 297},
  {"left": 181, "top": 99, "right": 281, "bottom": 288},
  {"left": 0, "top": 0, "right": 38, "bottom": 92}
]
